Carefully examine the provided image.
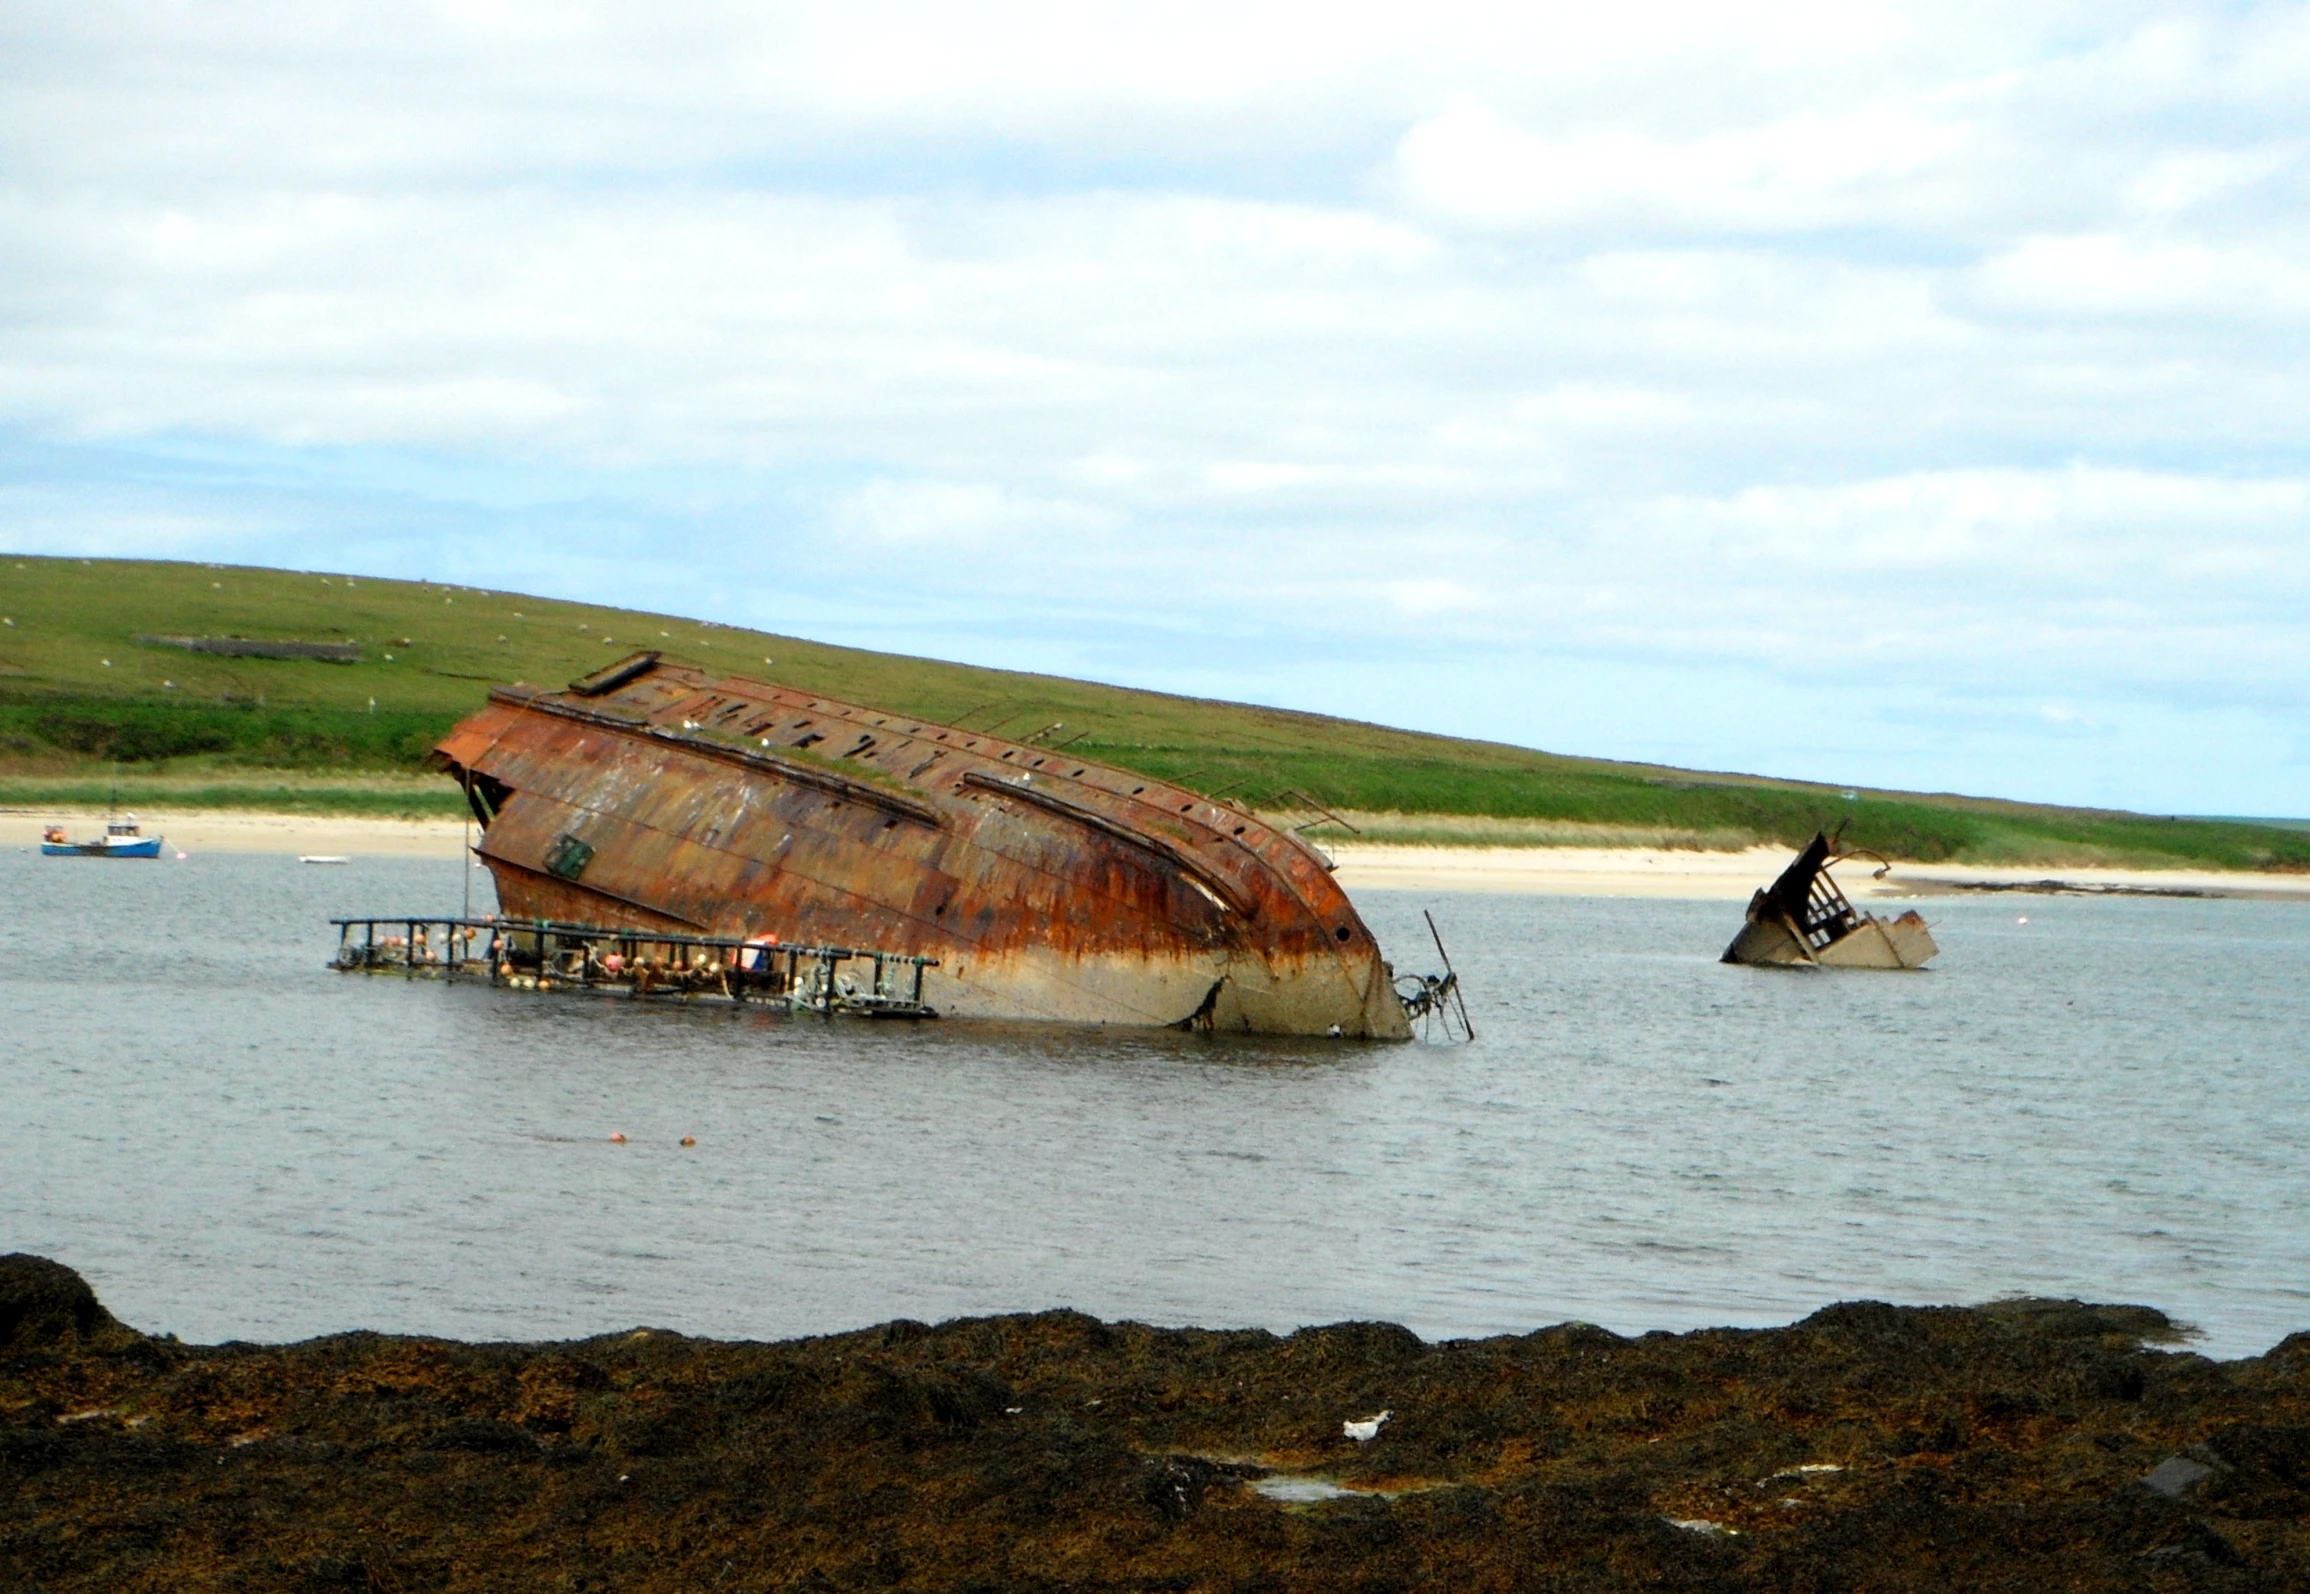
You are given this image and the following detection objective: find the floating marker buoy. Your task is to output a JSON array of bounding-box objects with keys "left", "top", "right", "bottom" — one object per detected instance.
[
  {"left": 2017, "top": 916, "right": 2029, "bottom": 925},
  {"left": 609, "top": 1132, "right": 627, "bottom": 1144},
  {"left": 175, "top": 852, "right": 188, "bottom": 860},
  {"left": 681, "top": 1135, "right": 696, "bottom": 1147}
]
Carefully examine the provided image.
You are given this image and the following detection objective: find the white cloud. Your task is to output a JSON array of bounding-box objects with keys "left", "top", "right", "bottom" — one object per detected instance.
[
  {"left": 1973, "top": 232, "right": 2310, "bottom": 320},
  {"left": 1646, "top": 468, "right": 2310, "bottom": 582},
  {"left": 2128, "top": 143, "right": 2301, "bottom": 216},
  {"left": 1, "top": 0, "right": 2307, "bottom": 808},
  {"left": 830, "top": 478, "right": 1119, "bottom": 547},
  {"left": 1392, "top": 103, "right": 1973, "bottom": 235}
]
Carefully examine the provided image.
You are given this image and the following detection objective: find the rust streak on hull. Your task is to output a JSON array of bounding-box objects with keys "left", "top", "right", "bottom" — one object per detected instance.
[{"left": 434, "top": 654, "right": 1411, "bottom": 1037}]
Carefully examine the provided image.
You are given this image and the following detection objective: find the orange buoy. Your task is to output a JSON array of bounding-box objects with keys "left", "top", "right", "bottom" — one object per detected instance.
[
  {"left": 680, "top": 1135, "right": 696, "bottom": 1147},
  {"left": 609, "top": 1132, "right": 627, "bottom": 1144}
]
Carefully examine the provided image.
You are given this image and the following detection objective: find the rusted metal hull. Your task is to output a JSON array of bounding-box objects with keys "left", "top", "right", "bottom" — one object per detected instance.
[
  {"left": 433, "top": 653, "right": 1410, "bottom": 1037},
  {"left": 1723, "top": 832, "right": 1938, "bottom": 970}
]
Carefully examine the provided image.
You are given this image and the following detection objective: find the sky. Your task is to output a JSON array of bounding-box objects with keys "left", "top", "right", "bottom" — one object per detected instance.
[{"left": 3, "top": 2, "right": 2307, "bottom": 815}]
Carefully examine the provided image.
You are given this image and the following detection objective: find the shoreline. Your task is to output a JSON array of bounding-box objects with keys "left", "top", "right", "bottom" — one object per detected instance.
[
  {"left": 0, "top": 807, "right": 473, "bottom": 859},
  {"left": 9, "top": 808, "right": 2310, "bottom": 899},
  {"left": 6, "top": 1255, "right": 2300, "bottom": 1589},
  {"left": 1324, "top": 842, "right": 2310, "bottom": 902}
]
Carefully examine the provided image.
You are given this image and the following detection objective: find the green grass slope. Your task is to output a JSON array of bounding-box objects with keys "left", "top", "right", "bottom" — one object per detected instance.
[{"left": 2, "top": 554, "right": 2304, "bottom": 870}]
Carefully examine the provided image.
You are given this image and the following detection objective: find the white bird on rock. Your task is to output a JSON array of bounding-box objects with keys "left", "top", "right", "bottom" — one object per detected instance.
[{"left": 1342, "top": 1410, "right": 1391, "bottom": 1442}]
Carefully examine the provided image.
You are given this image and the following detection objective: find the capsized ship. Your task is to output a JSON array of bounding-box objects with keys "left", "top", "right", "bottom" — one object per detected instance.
[
  {"left": 431, "top": 653, "right": 1413, "bottom": 1037},
  {"left": 1722, "top": 830, "right": 1937, "bottom": 969}
]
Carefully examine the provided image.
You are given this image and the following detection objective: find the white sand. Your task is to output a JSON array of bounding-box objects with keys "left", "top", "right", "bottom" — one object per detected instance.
[
  {"left": 10, "top": 809, "right": 2303, "bottom": 900},
  {"left": 1326, "top": 843, "right": 1795, "bottom": 899},
  {"left": 1325, "top": 843, "right": 2310, "bottom": 902},
  {"left": 2, "top": 810, "right": 472, "bottom": 859}
]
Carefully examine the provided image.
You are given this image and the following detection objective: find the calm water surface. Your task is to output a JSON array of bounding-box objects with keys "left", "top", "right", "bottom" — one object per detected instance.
[{"left": 3, "top": 848, "right": 2305, "bottom": 1357}]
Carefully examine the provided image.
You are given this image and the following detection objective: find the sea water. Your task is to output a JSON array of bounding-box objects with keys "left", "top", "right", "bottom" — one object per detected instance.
[{"left": 2, "top": 848, "right": 2305, "bottom": 1357}]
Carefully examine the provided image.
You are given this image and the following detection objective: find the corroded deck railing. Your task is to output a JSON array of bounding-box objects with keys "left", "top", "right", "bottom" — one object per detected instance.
[{"left": 328, "top": 914, "right": 938, "bottom": 1018}]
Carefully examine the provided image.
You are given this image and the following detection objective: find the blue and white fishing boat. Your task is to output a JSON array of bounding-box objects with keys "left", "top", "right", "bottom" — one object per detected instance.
[{"left": 41, "top": 817, "right": 164, "bottom": 858}]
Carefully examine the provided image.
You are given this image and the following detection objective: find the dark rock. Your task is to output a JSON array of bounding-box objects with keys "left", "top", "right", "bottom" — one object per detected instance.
[
  {"left": 2139, "top": 1520, "right": 2245, "bottom": 1567},
  {"left": 2261, "top": 1330, "right": 2310, "bottom": 1371},
  {"left": 0, "top": 1255, "right": 139, "bottom": 1357},
  {"left": 1138, "top": 1452, "right": 1228, "bottom": 1521},
  {"left": 2191, "top": 1423, "right": 2310, "bottom": 1517},
  {"left": 831, "top": 1359, "right": 1016, "bottom": 1437},
  {"left": 1283, "top": 1319, "right": 1428, "bottom": 1367},
  {"left": 1978, "top": 1297, "right": 2186, "bottom": 1344},
  {"left": 2140, "top": 1454, "right": 2217, "bottom": 1498}
]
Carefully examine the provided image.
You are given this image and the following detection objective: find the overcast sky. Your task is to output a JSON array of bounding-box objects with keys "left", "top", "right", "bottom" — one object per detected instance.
[{"left": 4, "top": 3, "right": 2307, "bottom": 813}]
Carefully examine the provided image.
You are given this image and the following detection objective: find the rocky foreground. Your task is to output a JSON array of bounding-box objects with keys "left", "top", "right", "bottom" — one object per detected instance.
[{"left": 4, "top": 1256, "right": 2307, "bottom": 1591}]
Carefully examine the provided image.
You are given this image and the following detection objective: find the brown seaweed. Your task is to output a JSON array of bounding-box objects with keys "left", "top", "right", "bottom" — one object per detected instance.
[{"left": 6, "top": 1255, "right": 2306, "bottom": 1590}]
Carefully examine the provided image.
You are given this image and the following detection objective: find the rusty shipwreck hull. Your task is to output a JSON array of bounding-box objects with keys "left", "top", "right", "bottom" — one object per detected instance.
[
  {"left": 1722, "top": 831, "right": 1937, "bottom": 969},
  {"left": 432, "top": 653, "right": 1410, "bottom": 1037}
]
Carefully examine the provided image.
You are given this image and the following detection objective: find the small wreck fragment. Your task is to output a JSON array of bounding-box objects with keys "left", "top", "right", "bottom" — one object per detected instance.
[
  {"left": 1722, "top": 831, "right": 1937, "bottom": 969},
  {"left": 431, "top": 653, "right": 1412, "bottom": 1036}
]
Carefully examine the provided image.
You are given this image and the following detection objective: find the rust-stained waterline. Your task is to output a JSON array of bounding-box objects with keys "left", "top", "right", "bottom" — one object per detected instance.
[{"left": 431, "top": 653, "right": 1412, "bottom": 1037}]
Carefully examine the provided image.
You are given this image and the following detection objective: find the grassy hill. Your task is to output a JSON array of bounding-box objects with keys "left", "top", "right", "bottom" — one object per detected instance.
[{"left": 3, "top": 554, "right": 2305, "bottom": 871}]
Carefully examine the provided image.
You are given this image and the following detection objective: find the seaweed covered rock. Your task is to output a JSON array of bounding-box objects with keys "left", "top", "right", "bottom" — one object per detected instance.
[
  {"left": 0, "top": 1254, "right": 139, "bottom": 1358},
  {"left": 1, "top": 1259, "right": 2304, "bottom": 1591}
]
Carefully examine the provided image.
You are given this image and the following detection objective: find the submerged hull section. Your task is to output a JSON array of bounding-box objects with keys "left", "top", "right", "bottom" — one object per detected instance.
[
  {"left": 1723, "top": 832, "right": 1937, "bottom": 970},
  {"left": 434, "top": 654, "right": 1409, "bottom": 1037}
]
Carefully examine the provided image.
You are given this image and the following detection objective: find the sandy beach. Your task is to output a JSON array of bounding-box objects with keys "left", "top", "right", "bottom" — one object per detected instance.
[
  {"left": 1, "top": 809, "right": 474, "bottom": 860},
  {"left": 10, "top": 809, "right": 2307, "bottom": 900},
  {"left": 1323, "top": 842, "right": 2310, "bottom": 902}
]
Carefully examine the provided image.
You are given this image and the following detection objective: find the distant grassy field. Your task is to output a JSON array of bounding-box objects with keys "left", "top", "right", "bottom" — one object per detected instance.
[{"left": 4, "top": 554, "right": 2306, "bottom": 871}]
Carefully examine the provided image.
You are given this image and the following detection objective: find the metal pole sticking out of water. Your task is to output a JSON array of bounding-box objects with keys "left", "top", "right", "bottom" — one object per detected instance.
[{"left": 1424, "top": 909, "right": 1474, "bottom": 1040}]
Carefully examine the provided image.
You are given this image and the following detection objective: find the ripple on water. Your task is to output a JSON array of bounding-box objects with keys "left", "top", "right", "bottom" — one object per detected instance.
[{"left": 1, "top": 850, "right": 2307, "bottom": 1355}]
